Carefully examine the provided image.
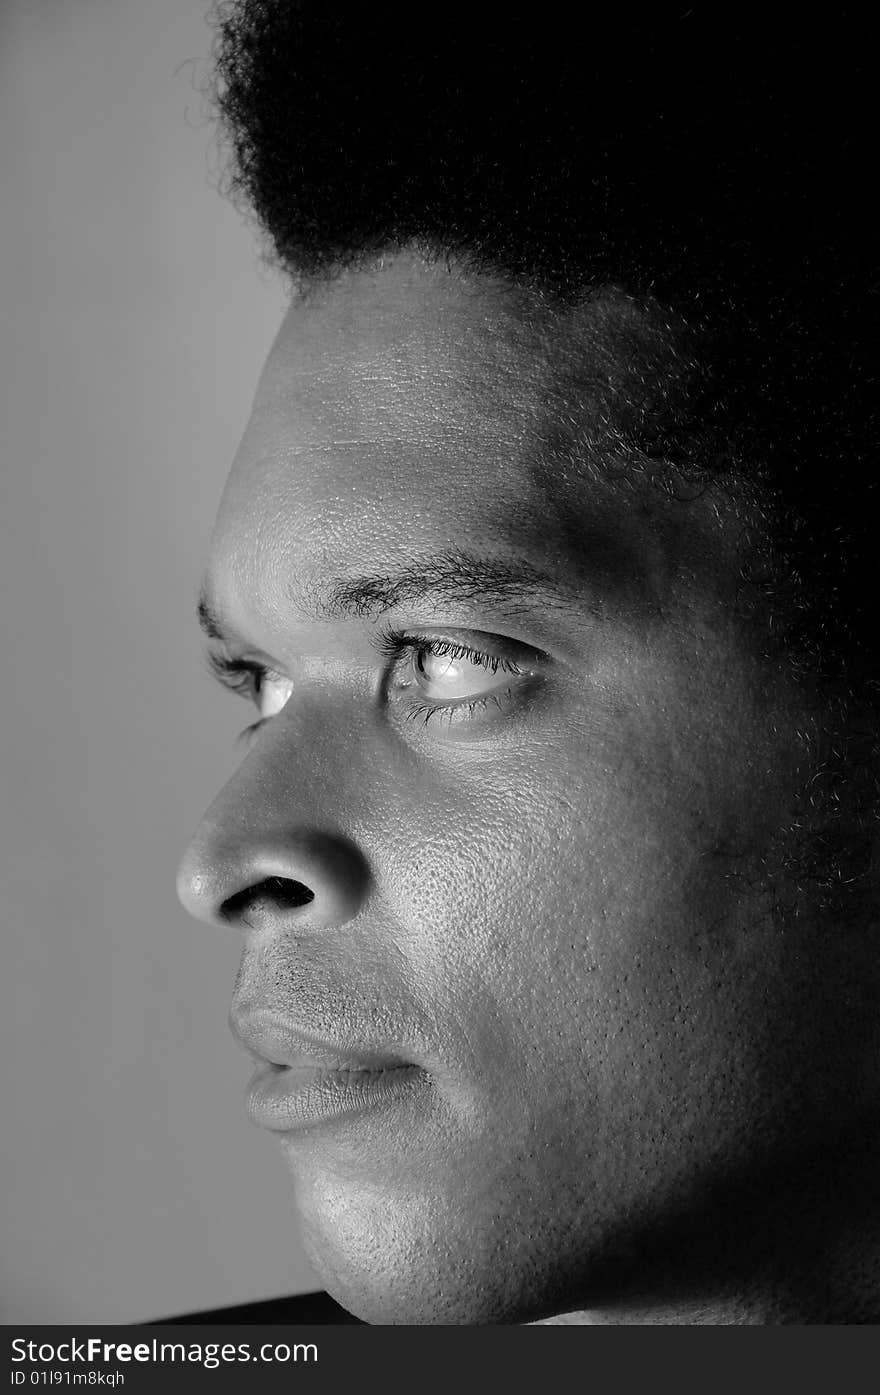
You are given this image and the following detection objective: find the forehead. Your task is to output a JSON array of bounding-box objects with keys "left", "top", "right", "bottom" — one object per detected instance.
[{"left": 208, "top": 252, "right": 685, "bottom": 631}]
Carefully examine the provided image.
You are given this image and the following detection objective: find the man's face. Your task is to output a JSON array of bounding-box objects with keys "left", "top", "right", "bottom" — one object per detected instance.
[{"left": 177, "top": 252, "right": 873, "bottom": 1324}]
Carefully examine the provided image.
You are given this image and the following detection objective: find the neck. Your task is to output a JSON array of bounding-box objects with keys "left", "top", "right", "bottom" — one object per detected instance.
[{"left": 535, "top": 1120, "right": 880, "bottom": 1325}]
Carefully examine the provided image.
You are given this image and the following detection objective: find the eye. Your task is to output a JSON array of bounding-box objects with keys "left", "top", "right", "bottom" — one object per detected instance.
[
  {"left": 411, "top": 641, "right": 521, "bottom": 702},
  {"left": 255, "top": 668, "right": 294, "bottom": 719},
  {"left": 379, "top": 629, "right": 542, "bottom": 728},
  {"left": 207, "top": 652, "right": 294, "bottom": 720}
]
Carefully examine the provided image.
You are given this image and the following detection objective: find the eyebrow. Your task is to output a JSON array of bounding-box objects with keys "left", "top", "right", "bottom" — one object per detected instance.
[{"left": 197, "top": 548, "right": 579, "bottom": 645}]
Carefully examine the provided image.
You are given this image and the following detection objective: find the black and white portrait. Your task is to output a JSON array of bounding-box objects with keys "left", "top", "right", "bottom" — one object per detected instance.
[{"left": 4, "top": 2, "right": 879, "bottom": 1328}]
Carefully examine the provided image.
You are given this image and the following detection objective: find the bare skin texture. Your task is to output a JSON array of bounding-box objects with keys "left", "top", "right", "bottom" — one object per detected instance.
[{"left": 177, "top": 251, "right": 880, "bottom": 1324}]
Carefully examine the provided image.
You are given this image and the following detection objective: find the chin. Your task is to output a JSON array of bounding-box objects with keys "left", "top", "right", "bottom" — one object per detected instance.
[
  {"left": 299, "top": 1221, "right": 503, "bottom": 1325},
  {"left": 295, "top": 1184, "right": 583, "bottom": 1326}
]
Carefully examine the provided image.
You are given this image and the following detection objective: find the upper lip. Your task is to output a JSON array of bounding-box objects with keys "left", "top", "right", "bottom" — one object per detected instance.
[{"left": 229, "top": 1004, "right": 412, "bottom": 1072}]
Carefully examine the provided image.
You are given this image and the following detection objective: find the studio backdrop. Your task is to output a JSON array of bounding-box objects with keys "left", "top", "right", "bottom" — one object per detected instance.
[{"left": 0, "top": 0, "right": 316, "bottom": 1323}]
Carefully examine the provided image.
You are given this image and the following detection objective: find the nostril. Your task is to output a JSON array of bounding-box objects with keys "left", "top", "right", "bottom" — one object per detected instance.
[
  {"left": 220, "top": 876, "right": 315, "bottom": 922},
  {"left": 265, "top": 875, "right": 316, "bottom": 908}
]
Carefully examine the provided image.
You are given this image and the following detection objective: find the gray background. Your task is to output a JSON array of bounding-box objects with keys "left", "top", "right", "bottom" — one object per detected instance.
[{"left": 0, "top": 0, "right": 317, "bottom": 1321}]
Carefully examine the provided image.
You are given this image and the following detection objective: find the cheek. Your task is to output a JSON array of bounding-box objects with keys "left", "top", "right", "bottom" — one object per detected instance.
[{"left": 377, "top": 676, "right": 802, "bottom": 1124}]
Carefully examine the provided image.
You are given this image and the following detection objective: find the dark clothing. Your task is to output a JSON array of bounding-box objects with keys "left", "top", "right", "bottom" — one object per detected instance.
[{"left": 152, "top": 1290, "right": 362, "bottom": 1324}]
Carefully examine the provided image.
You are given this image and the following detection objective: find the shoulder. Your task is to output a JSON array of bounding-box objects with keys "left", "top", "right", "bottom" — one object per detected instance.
[{"left": 149, "top": 1291, "right": 363, "bottom": 1324}]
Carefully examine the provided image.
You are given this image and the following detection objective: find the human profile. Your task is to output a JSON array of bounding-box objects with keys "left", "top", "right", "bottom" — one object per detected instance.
[{"left": 173, "top": 4, "right": 880, "bottom": 1324}]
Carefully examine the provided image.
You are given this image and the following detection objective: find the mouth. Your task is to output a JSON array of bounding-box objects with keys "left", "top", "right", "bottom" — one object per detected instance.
[
  {"left": 230, "top": 1005, "right": 427, "bottom": 1132},
  {"left": 245, "top": 1057, "right": 425, "bottom": 1132}
]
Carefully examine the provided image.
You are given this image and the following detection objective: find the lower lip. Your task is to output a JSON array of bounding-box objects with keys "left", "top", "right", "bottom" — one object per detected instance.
[{"left": 245, "top": 1060, "right": 427, "bottom": 1132}]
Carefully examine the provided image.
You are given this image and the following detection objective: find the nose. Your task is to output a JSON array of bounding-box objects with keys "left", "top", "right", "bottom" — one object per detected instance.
[{"left": 176, "top": 750, "right": 371, "bottom": 934}]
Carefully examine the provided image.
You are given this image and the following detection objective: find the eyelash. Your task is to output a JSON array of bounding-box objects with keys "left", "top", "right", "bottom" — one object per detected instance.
[
  {"left": 375, "top": 627, "right": 527, "bottom": 727},
  {"left": 207, "top": 630, "right": 533, "bottom": 742},
  {"left": 205, "top": 652, "right": 275, "bottom": 746}
]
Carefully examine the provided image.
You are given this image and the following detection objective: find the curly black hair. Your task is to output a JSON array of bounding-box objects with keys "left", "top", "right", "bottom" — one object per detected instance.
[{"left": 210, "top": 3, "right": 879, "bottom": 677}]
